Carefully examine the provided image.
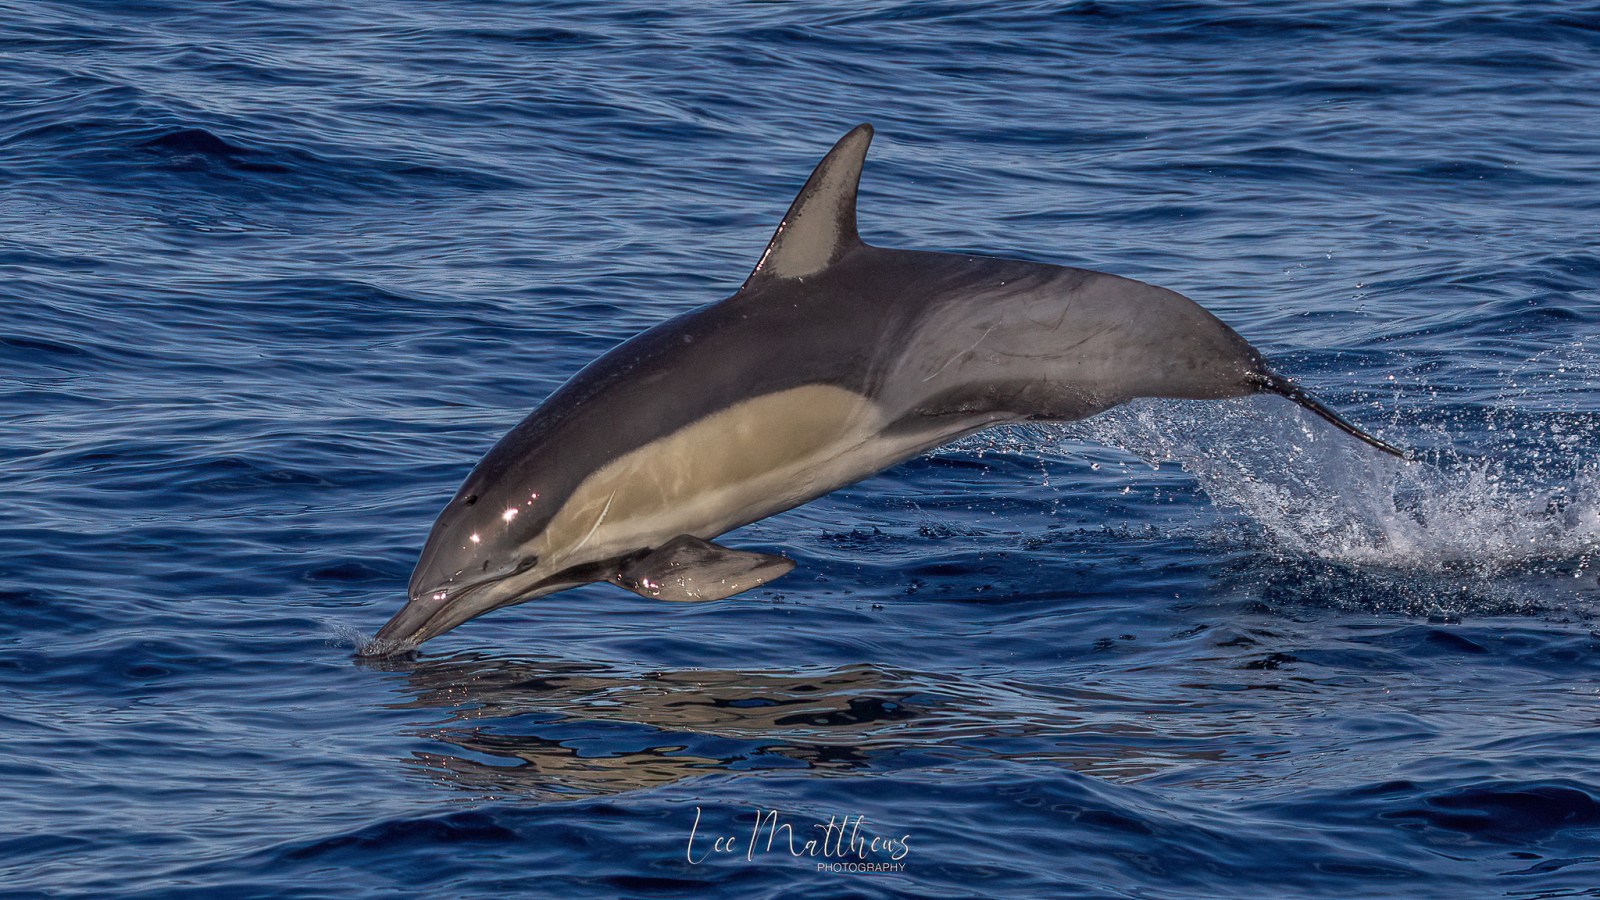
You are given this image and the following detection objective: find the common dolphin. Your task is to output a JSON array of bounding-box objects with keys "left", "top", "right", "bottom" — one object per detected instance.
[{"left": 362, "top": 124, "right": 1407, "bottom": 657}]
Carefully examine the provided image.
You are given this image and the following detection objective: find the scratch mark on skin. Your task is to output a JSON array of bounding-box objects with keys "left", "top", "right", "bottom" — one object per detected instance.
[
  {"left": 922, "top": 321, "right": 1000, "bottom": 383},
  {"left": 570, "top": 491, "right": 616, "bottom": 557}
]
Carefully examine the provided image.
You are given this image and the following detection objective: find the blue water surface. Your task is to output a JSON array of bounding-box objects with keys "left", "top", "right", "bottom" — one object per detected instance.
[{"left": 5, "top": 1, "right": 1600, "bottom": 897}]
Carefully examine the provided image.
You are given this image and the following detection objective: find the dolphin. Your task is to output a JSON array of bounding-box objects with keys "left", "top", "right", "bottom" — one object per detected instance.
[{"left": 361, "top": 124, "right": 1408, "bottom": 657}]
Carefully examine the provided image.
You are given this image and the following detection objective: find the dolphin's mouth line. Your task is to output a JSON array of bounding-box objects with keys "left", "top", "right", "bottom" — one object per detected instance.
[
  {"left": 361, "top": 558, "right": 626, "bottom": 658},
  {"left": 360, "top": 581, "right": 488, "bottom": 658},
  {"left": 413, "top": 553, "right": 543, "bottom": 609},
  {"left": 412, "top": 583, "right": 485, "bottom": 642},
  {"left": 399, "top": 549, "right": 553, "bottom": 634}
]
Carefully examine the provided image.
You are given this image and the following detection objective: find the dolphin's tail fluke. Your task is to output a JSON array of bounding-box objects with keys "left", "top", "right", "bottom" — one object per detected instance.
[{"left": 1250, "top": 371, "right": 1413, "bottom": 461}]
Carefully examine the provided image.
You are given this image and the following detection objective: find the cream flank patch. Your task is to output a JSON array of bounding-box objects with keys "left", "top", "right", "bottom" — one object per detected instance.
[{"left": 535, "top": 384, "right": 923, "bottom": 567}]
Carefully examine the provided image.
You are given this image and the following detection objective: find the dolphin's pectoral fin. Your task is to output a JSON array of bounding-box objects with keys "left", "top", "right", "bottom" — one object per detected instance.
[{"left": 607, "top": 534, "right": 795, "bottom": 602}]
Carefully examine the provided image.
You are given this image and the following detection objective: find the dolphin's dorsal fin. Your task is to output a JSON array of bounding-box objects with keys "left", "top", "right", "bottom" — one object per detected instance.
[{"left": 745, "top": 123, "right": 873, "bottom": 283}]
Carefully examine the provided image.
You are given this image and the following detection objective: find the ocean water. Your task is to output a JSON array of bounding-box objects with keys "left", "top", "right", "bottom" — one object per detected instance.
[{"left": 5, "top": 1, "right": 1600, "bottom": 896}]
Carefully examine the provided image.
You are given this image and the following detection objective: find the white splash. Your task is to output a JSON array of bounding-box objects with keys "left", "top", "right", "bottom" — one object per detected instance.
[{"left": 1057, "top": 392, "right": 1600, "bottom": 578}]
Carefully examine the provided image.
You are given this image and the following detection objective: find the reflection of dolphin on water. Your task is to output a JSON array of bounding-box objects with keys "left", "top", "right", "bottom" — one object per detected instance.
[
  {"left": 364, "top": 124, "right": 1409, "bottom": 657},
  {"left": 371, "top": 653, "right": 1194, "bottom": 798},
  {"left": 382, "top": 657, "right": 918, "bottom": 798}
]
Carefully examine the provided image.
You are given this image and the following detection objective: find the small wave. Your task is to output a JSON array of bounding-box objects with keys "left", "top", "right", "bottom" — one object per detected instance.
[
  {"left": 1376, "top": 780, "right": 1600, "bottom": 842},
  {"left": 4, "top": 110, "right": 523, "bottom": 201},
  {"left": 136, "top": 126, "right": 292, "bottom": 174}
]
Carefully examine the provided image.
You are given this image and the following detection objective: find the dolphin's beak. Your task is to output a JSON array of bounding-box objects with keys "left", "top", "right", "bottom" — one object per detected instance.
[
  {"left": 360, "top": 585, "right": 481, "bottom": 658},
  {"left": 360, "top": 564, "right": 602, "bottom": 657}
]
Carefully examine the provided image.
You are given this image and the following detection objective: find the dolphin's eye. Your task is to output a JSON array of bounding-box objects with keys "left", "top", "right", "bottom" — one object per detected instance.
[{"left": 463, "top": 494, "right": 479, "bottom": 506}]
